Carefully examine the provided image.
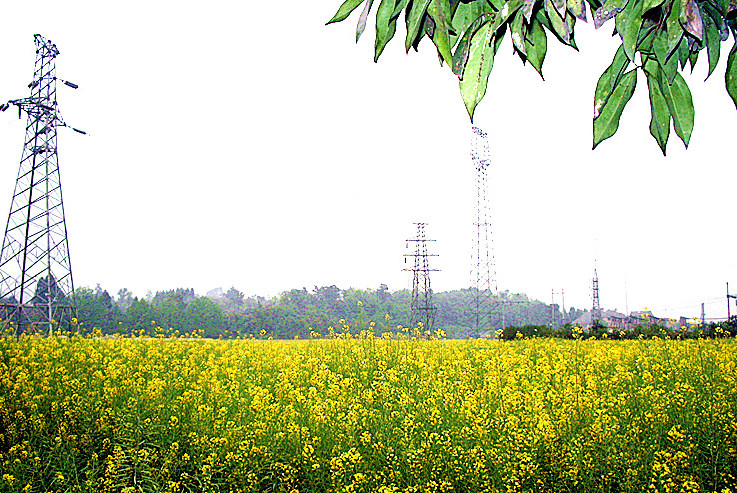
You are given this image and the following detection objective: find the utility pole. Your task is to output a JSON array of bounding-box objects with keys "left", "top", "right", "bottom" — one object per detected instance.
[
  {"left": 0, "top": 35, "right": 84, "bottom": 336},
  {"left": 403, "top": 222, "right": 439, "bottom": 335},
  {"left": 727, "top": 282, "right": 737, "bottom": 322},
  {"left": 701, "top": 302, "right": 705, "bottom": 325}
]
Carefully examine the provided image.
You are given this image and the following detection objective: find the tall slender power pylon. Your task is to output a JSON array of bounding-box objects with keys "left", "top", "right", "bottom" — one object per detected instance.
[
  {"left": 592, "top": 268, "right": 602, "bottom": 326},
  {"left": 403, "top": 222, "right": 439, "bottom": 333},
  {"left": 469, "top": 126, "right": 497, "bottom": 336},
  {"left": 0, "top": 35, "right": 83, "bottom": 336}
]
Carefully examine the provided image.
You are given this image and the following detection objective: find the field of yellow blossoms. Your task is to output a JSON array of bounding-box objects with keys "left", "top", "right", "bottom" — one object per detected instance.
[{"left": 1, "top": 334, "right": 736, "bottom": 493}]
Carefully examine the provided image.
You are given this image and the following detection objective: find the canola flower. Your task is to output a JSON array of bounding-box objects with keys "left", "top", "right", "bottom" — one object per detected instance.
[{"left": 0, "top": 334, "right": 735, "bottom": 492}]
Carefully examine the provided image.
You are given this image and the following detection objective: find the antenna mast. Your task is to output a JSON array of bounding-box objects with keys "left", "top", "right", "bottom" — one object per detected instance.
[
  {"left": 403, "top": 222, "right": 439, "bottom": 334},
  {"left": 469, "top": 126, "right": 497, "bottom": 336},
  {"left": 0, "top": 35, "right": 84, "bottom": 336}
]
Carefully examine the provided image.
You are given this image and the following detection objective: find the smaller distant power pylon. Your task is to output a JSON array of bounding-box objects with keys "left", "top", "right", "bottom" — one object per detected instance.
[
  {"left": 403, "top": 222, "right": 439, "bottom": 334},
  {"left": 469, "top": 126, "right": 497, "bottom": 336},
  {"left": 592, "top": 268, "right": 602, "bottom": 326}
]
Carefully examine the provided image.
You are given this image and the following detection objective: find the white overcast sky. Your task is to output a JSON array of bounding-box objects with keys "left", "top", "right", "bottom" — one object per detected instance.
[{"left": 0, "top": 1, "right": 735, "bottom": 321}]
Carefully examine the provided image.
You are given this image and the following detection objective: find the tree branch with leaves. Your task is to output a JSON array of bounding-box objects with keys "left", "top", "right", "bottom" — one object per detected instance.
[{"left": 327, "top": 0, "right": 737, "bottom": 153}]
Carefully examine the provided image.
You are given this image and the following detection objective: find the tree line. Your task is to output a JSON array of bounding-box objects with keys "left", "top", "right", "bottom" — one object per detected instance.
[{"left": 74, "top": 284, "right": 589, "bottom": 338}]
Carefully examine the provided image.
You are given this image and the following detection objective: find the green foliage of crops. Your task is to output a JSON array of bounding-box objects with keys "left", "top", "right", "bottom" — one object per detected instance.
[{"left": 1, "top": 336, "right": 736, "bottom": 492}]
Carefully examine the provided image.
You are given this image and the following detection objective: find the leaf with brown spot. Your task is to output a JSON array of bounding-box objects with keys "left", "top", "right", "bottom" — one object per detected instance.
[
  {"left": 459, "top": 22, "right": 496, "bottom": 121},
  {"left": 680, "top": 0, "right": 703, "bottom": 40}
]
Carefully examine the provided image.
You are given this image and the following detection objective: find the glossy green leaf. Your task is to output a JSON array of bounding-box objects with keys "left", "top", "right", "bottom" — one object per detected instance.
[
  {"left": 658, "top": 70, "right": 694, "bottom": 147},
  {"left": 494, "top": 25, "right": 506, "bottom": 52},
  {"left": 615, "top": 0, "right": 643, "bottom": 61},
  {"left": 525, "top": 19, "right": 548, "bottom": 77},
  {"left": 727, "top": 44, "right": 737, "bottom": 109},
  {"left": 688, "top": 42, "right": 699, "bottom": 71},
  {"left": 593, "top": 0, "right": 629, "bottom": 28},
  {"left": 593, "top": 69, "right": 637, "bottom": 148},
  {"left": 327, "top": 0, "right": 367, "bottom": 24},
  {"left": 428, "top": 0, "right": 454, "bottom": 65},
  {"left": 451, "top": 2, "right": 493, "bottom": 47},
  {"left": 552, "top": 0, "right": 567, "bottom": 19},
  {"left": 652, "top": 26, "right": 669, "bottom": 65},
  {"left": 704, "top": 17, "right": 721, "bottom": 79},
  {"left": 357, "top": 0, "right": 375, "bottom": 41},
  {"left": 459, "top": 22, "right": 496, "bottom": 120},
  {"left": 665, "top": 0, "right": 683, "bottom": 55},
  {"left": 662, "top": 44, "right": 679, "bottom": 83},
  {"left": 406, "top": 0, "right": 432, "bottom": 51},
  {"left": 677, "top": 35, "right": 689, "bottom": 69},
  {"left": 375, "top": 0, "right": 399, "bottom": 61},
  {"left": 643, "top": 0, "right": 666, "bottom": 12},
  {"left": 510, "top": 11, "right": 527, "bottom": 54},
  {"left": 593, "top": 44, "right": 630, "bottom": 119},
  {"left": 545, "top": 0, "right": 571, "bottom": 43},
  {"left": 567, "top": 0, "right": 587, "bottom": 20},
  {"left": 453, "top": 13, "right": 493, "bottom": 76},
  {"left": 392, "top": 0, "right": 409, "bottom": 18},
  {"left": 645, "top": 61, "right": 671, "bottom": 154}
]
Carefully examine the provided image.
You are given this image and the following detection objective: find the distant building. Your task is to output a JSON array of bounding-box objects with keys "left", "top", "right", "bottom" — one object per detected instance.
[{"left": 572, "top": 309, "right": 683, "bottom": 331}]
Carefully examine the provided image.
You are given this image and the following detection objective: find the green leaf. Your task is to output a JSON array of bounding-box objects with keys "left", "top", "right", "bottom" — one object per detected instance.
[
  {"left": 645, "top": 60, "right": 671, "bottom": 154},
  {"left": 327, "top": 0, "right": 367, "bottom": 24},
  {"left": 453, "top": 13, "right": 493, "bottom": 76},
  {"left": 375, "top": 0, "right": 399, "bottom": 61},
  {"left": 677, "top": 34, "right": 689, "bottom": 69},
  {"left": 593, "top": 44, "right": 630, "bottom": 119},
  {"left": 658, "top": 70, "right": 694, "bottom": 147},
  {"left": 392, "top": 0, "right": 409, "bottom": 18},
  {"left": 665, "top": 0, "right": 683, "bottom": 55},
  {"left": 357, "top": 0, "right": 375, "bottom": 41},
  {"left": 451, "top": 2, "right": 493, "bottom": 47},
  {"left": 428, "top": 0, "right": 454, "bottom": 65},
  {"left": 703, "top": 17, "right": 721, "bottom": 79},
  {"left": 593, "top": 0, "right": 629, "bottom": 28},
  {"left": 406, "top": 0, "right": 432, "bottom": 51},
  {"left": 615, "top": 0, "right": 643, "bottom": 61},
  {"left": 525, "top": 18, "right": 548, "bottom": 77},
  {"left": 643, "top": 0, "right": 666, "bottom": 12},
  {"left": 664, "top": 49, "right": 679, "bottom": 83},
  {"left": 567, "top": 0, "right": 587, "bottom": 20},
  {"left": 552, "top": 0, "right": 567, "bottom": 18},
  {"left": 593, "top": 69, "right": 638, "bottom": 148},
  {"left": 510, "top": 11, "right": 527, "bottom": 54},
  {"left": 652, "top": 26, "right": 669, "bottom": 65},
  {"left": 459, "top": 22, "right": 496, "bottom": 120},
  {"left": 544, "top": 0, "right": 571, "bottom": 43},
  {"left": 727, "top": 44, "right": 737, "bottom": 109}
]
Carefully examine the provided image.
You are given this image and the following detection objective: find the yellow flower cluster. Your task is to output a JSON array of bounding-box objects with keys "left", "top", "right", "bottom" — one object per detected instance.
[{"left": 0, "top": 336, "right": 736, "bottom": 491}]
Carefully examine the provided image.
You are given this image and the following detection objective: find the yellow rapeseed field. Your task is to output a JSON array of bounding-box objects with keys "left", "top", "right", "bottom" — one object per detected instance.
[{"left": 0, "top": 335, "right": 736, "bottom": 492}]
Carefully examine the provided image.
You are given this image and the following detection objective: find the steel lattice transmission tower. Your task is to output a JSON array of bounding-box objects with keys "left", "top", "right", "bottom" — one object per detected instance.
[
  {"left": 592, "top": 267, "right": 602, "bottom": 326},
  {"left": 403, "top": 222, "right": 439, "bottom": 334},
  {"left": 0, "top": 35, "right": 84, "bottom": 336},
  {"left": 469, "top": 126, "right": 498, "bottom": 336}
]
